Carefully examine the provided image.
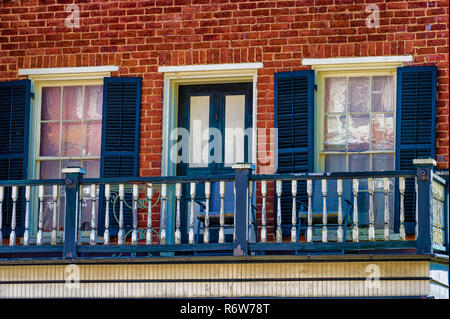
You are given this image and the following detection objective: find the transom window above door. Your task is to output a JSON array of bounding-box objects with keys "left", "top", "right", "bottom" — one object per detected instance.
[{"left": 321, "top": 74, "right": 395, "bottom": 173}]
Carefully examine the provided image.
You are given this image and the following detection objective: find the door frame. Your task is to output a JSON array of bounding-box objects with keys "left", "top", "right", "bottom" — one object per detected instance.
[{"left": 159, "top": 64, "right": 262, "bottom": 244}]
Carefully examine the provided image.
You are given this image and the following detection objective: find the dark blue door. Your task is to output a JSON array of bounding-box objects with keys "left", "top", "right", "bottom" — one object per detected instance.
[{"left": 177, "top": 83, "right": 253, "bottom": 243}]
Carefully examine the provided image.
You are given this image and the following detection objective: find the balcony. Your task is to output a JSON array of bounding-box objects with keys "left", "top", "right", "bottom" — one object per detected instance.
[{"left": 0, "top": 160, "right": 448, "bottom": 298}]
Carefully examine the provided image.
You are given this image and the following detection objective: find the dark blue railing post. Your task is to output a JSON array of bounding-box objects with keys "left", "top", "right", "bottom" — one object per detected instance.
[
  {"left": 232, "top": 164, "right": 254, "bottom": 256},
  {"left": 413, "top": 159, "right": 436, "bottom": 255},
  {"left": 62, "top": 167, "right": 86, "bottom": 259}
]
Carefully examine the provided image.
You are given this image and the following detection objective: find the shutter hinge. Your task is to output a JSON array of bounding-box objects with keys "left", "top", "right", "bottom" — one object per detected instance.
[
  {"left": 30, "top": 92, "right": 35, "bottom": 99},
  {"left": 314, "top": 84, "right": 317, "bottom": 91}
]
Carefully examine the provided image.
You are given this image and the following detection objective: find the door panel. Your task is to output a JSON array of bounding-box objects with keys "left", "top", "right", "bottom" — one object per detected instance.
[{"left": 177, "top": 83, "right": 252, "bottom": 243}]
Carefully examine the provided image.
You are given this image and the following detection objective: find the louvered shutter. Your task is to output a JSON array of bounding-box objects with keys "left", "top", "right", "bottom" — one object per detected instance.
[
  {"left": 0, "top": 80, "right": 31, "bottom": 236},
  {"left": 98, "top": 77, "right": 142, "bottom": 235},
  {"left": 395, "top": 66, "right": 437, "bottom": 234},
  {"left": 275, "top": 70, "right": 315, "bottom": 235}
]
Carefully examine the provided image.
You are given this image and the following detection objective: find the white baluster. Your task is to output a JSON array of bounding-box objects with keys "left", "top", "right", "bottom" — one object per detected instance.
[
  {"left": 384, "top": 178, "right": 391, "bottom": 241},
  {"left": 415, "top": 177, "right": 418, "bottom": 239},
  {"left": 51, "top": 185, "right": 59, "bottom": 245},
  {"left": 352, "top": 179, "right": 359, "bottom": 243},
  {"left": 37, "top": 185, "right": 44, "bottom": 245},
  {"left": 276, "top": 180, "right": 282, "bottom": 243},
  {"left": 204, "top": 182, "right": 211, "bottom": 244},
  {"left": 104, "top": 184, "right": 110, "bottom": 245},
  {"left": 399, "top": 177, "right": 405, "bottom": 241},
  {"left": 146, "top": 184, "right": 153, "bottom": 245},
  {"left": 261, "top": 180, "right": 267, "bottom": 243},
  {"left": 89, "top": 184, "right": 97, "bottom": 245},
  {"left": 291, "top": 180, "right": 297, "bottom": 243},
  {"left": 131, "top": 184, "right": 138, "bottom": 245},
  {"left": 117, "top": 184, "right": 125, "bottom": 245},
  {"left": 160, "top": 183, "right": 167, "bottom": 245},
  {"left": 307, "top": 179, "right": 313, "bottom": 242},
  {"left": 248, "top": 180, "right": 253, "bottom": 242},
  {"left": 175, "top": 183, "right": 182, "bottom": 245},
  {"left": 188, "top": 183, "right": 196, "bottom": 244},
  {"left": 0, "top": 187, "right": 3, "bottom": 245},
  {"left": 322, "top": 179, "right": 327, "bottom": 243},
  {"left": 23, "top": 186, "right": 31, "bottom": 245},
  {"left": 9, "top": 186, "right": 18, "bottom": 246},
  {"left": 368, "top": 178, "right": 375, "bottom": 241},
  {"left": 337, "top": 179, "right": 343, "bottom": 243},
  {"left": 219, "top": 181, "right": 225, "bottom": 244}
]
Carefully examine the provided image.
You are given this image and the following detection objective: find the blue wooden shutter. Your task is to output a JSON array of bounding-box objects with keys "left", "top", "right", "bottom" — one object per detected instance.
[
  {"left": 275, "top": 70, "right": 315, "bottom": 234},
  {"left": 395, "top": 66, "right": 437, "bottom": 234},
  {"left": 98, "top": 77, "right": 142, "bottom": 235},
  {"left": 0, "top": 80, "right": 31, "bottom": 236}
]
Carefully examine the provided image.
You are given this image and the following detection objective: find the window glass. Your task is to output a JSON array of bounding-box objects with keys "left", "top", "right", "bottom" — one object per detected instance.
[
  {"left": 39, "top": 84, "right": 103, "bottom": 231},
  {"left": 322, "top": 75, "right": 395, "bottom": 172},
  {"left": 324, "top": 77, "right": 346, "bottom": 113},
  {"left": 189, "top": 96, "right": 210, "bottom": 168},
  {"left": 224, "top": 95, "right": 246, "bottom": 166},
  {"left": 348, "top": 77, "right": 370, "bottom": 112},
  {"left": 322, "top": 73, "right": 395, "bottom": 231}
]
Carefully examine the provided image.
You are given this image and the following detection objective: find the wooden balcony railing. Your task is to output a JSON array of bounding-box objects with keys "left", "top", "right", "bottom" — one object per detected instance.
[{"left": 0, "top": 160, "right": 448, "bottom": 260}]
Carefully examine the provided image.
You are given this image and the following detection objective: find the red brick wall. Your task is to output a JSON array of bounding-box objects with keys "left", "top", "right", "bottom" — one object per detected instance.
[{"left": 1, "top": 0, "right": 448, "bottom": 241}]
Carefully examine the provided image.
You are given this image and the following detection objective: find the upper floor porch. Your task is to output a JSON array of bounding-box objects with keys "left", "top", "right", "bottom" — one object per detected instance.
[{"left": 0, "top": 159, "right": 447, "bottom": 261}]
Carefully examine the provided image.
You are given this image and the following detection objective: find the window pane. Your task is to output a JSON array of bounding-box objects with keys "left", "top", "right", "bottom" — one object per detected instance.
[
  {"left": 40, "top": 122, "right": 60, "bottom": 156},
  {"left": 348, "top": 77, "right": 370, "bottom": 113},
  {"left": 40, "top": 160, "right": 60, "bottom": 195},
  {"left": 324, "top": 115, "right": 346, "bottom": 151},
  {"left": 349, "top": 154, "right": 370, "bottom": 172},
  {"left": 373, "top": 191, "right": 394, "bottom": 229},
  {"left": 61, "top": 122, "right": 82, "bottom": 156},
  {"left": 372, "top": 153, "right": 394, "bottom": 171},
  {"left": 40, "top": 160, "right": 60, "bottom": 179},
  {"left": 189, "top": 96, "right": 210, "bottom": 168},
  {"left": 372, "top": 113, "right": 394, "bottom": 150},
  {"left": 372, "top": 76, "right": 394, "bottom": 112},
  {"left": 83, "top": 121, "right": 102, "bottom": 156},
  {"left": 373, "top": 154, "right": 395, "bottom": 191},
  {"left": 349, "top": 154, "right": 369, "bottom": 190},
  {"left": 325, "top": 154, "right": 346, "bottom": 172},
  {"left": 225, "top": 95, "right": 246, "bottom": 167},
  {"left": 84, "top": 85, "right": 103, "bottom": 120},
  {"left": 41, "top": 87, "right": 61, "bottom": 121},
  {"left": 84, "top": 160, "right": 100, "bottom": 178},
  {"left": 324, "top": 77, "right": 346, "bottom": 113},
  {"left": 348, "top": 114, "right": 370, "bottom": 151},
  {"left": 62, "top": 86, "right": 83, "bottom": 120}
]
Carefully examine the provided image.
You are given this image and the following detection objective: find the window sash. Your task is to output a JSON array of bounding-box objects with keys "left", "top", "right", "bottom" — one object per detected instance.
[{"left": 316, "top": 69, "right": 397, "bottom": 173}]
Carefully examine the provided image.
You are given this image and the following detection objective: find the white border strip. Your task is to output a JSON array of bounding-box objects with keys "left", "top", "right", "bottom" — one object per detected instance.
[
  {"left": 18, "top": 66, "right": 119, "bottom": 76},
  {"left": 302, "top": 56, "right": 413, "bottom": 66},
  {"left": 158, "top": 63, "right": 263, "bottom": 73}
]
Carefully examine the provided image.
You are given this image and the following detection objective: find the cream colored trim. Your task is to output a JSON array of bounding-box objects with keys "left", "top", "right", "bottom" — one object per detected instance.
[
  {"left": 158, "top": 63, "right": 263, "bottom": 73},
  {"left": 19, "top": 66, "right": 118, "bottom": 76},
  {"left": 160, "top": 66, "right": 260, "bottom": 176},
  {"left": 0, "top": 260, "right": 432, "bottom": 298},
  {"left": 413, "top": 158, "right": 437, "bottom": 167},
  {"left": 303, "top": 56, "right": 413, "bottom": 66}
]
